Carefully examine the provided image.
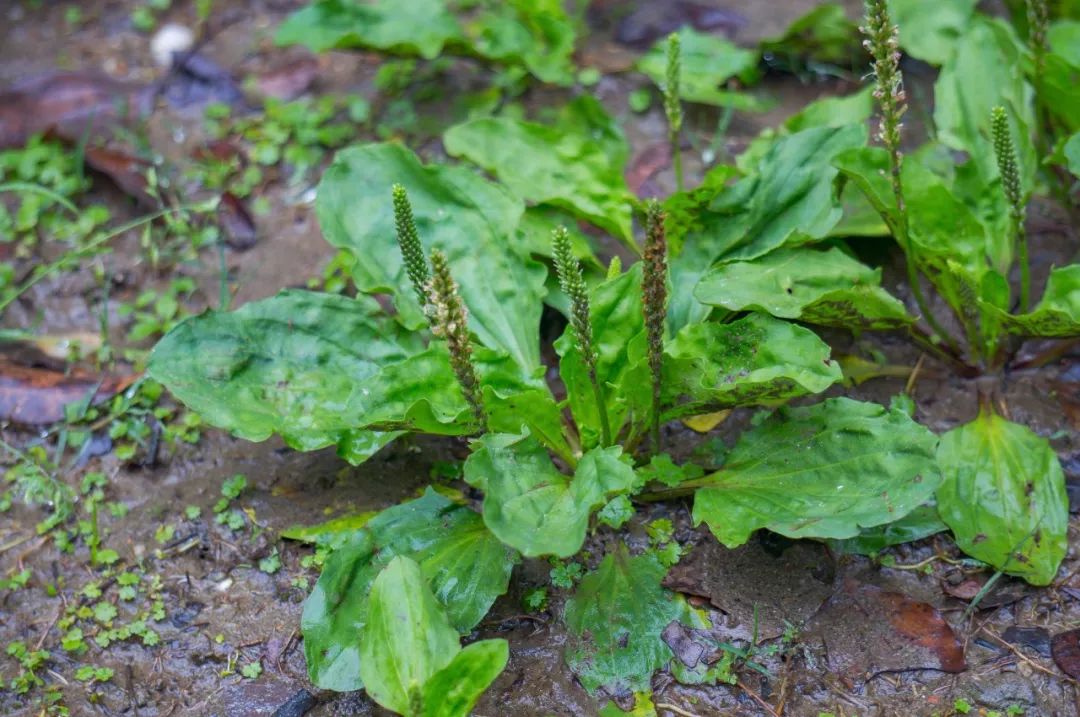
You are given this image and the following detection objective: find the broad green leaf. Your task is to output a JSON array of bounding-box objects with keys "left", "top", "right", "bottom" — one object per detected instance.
[
  {"left": 1065, "top": 131, "right": 1080, "bottom": 177},
  {"left": 317, "top": 142, "right": 546, "bottom": 373},
  {"left": 693, "top": 398, "right": 941, "bottom": 547},
  {"left": 936, "top": 413, "right": 1068, "bottom": 585},
  {"left": 759, "top": 3, "right": 860, "bottom": 66},
  {"left": 302, "top": 489, "right": 516, "bottom": 691},
  {"left": 556, "top": 263, "right": 650, "bottom": 449},
  {"left": 637, "top": 27, "right": 765, "bottom": 111},
  {"left": 564, "top": 546, "right": 690, "bottom": 694},
  {"left": 695, "top": 247, "right": 914, "bottom": 329},
  {"left": 463, "top": 433, "right": 638, "bottom": 558},
  {"left": 1049, "top": 20, "right": 1080, "bottom": 67},
  {"left": 360, "top": 556, "right": 462, "bottom": 714},
  {"left": 444, "top": 96, "right": 635, "bottom": 245},
  {"left": 465, "top": 0, "right": 576, "bottom": 84},
  {"left": 281, "top": 511, "right": 377, "bottom": 549},
  {"left": 933, "top": 18, "right": 1036, "bottom": 191},
  {"left": 888, "top": 0, "right": 979, "bottom": 65},
  {"left": 986, "top": 264, "right": 1080, "bottom": 337},
  {"left": 1041, "top": 53, "right": 1080, "bottom": 133},
  {"left": 827, "top": 504, "right": 948, "bottom": 555},
  {"left": 423, "top": 640, "right": 509, "bottom": 717},
  {"left": 662, "top": 314, "right": 842, "bottom": 421},
  {"left": 276, "top": 0, "right": 575, "bottom": 84},
  {"left": 275, "top": 0, "right": 460, "bottom": 58},
  {"left": 148, "top": 291, "right": 417, "bottom": 459},
  {"left": 704, "top": 124, "right": 867, "bottom": 263}
]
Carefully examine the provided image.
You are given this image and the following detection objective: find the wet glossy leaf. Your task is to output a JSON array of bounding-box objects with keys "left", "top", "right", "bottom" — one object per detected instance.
[
  {"left": 695, "top": 247, "right": 914, "bottom": 330},
  {"left": 302, "top": 489, "right": 516, "bottom": 691},
  {"left": 697, "top": 124, "right": 867, "bottom": 264},
  {"left": 444, "top": 97, "right": 635, "bottom": 245},
  {"left": 464, "top": 0, "right": 576, "bottom": 84},
  {"left": 148, "top": 291, "right": 419, "bottom": 457},
  {"left": 637, "top": 27, "right": 764, "bottom": 111},
  {"left": 889, "top": 0, "right": 979, "bottom": 65},
  {"left": 275, "top": 0, "right": 460, "bottom": 59},
  {"left": 827, "top": 504, "right": 948, "bottom": 555},
  {"left": 280, "top": 511, "right": 377, "bottom": 549},
  {"left": 936, "top": 412, "right": 1068, "bottom": 585},
  {"left": 422, "top": 640, "right": 509, "bottom": 717},
  {"left": 556, "top": 263, "right": 650, "bottom": 449},
  {"left": 662, "top": 314, "right": 841, "bottom": 421},
  {"left": 360, "top": 556, "right": 462, "bottom": 714},
  {"left": 463, "top": 433, "right": 638, "bottom": 558},
  {"left": 317, "top": 142, "right": 546, "bottom": 373},
  {"left": 564, "top": 546, "right": 691, "bottom": 695},
  {"left": 988, "top": 265, "right": 1080, "bottom": 337},
  {"left": 693, "top": 398, "right": 941, "bottom": 547}
]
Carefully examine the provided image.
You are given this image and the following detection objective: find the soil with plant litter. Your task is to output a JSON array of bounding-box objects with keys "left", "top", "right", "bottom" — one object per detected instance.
[{"left": 1, "top": 1, "right": 1079, "bottom": 716}]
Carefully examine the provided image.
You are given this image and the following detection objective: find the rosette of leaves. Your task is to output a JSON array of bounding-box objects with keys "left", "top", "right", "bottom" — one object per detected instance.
[
  {"left": 681, "top": 1, "right": 1073, "bottom": 585},
  {"left": 150, "top": 112, "right": 942, "bottom": 699}
]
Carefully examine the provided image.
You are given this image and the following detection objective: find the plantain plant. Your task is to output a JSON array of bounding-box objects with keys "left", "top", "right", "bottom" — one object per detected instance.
[
  {"left": 148, "top": 111, "right": 942, "bottom": 705},
  {"left": 691, "top": 0, "right": 1075, "bottom": 586}
]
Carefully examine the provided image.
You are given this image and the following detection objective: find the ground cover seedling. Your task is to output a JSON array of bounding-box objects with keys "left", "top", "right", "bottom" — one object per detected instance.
[{"left": 148, "top": 77, "right": 946, "bottom": 710}]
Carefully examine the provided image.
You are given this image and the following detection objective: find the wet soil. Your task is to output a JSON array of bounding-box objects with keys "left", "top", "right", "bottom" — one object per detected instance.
[{"left": 2, "top": 1, "right": 1080, "bottom": 716}]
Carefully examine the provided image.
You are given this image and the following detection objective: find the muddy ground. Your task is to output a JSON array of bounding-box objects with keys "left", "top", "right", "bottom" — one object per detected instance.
[{"left": 1, "top": 1, "right": 1079, "bottom": 715}]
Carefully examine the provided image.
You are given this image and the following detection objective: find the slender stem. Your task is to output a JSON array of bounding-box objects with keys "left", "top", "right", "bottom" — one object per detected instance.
[
  {"left": 670, "top": 133, "right": 684, "bottom": 193},
  {"left": 588, "top": 367, "right": 612, "bottom": 448}
]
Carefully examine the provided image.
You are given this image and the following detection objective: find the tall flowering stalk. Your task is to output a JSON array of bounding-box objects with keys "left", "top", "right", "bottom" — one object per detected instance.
[
  {"left": 992, "top": 106, "right": 1030, "bottom": 313},
  {"left": 663, "top": 32, "right": 684, "bottom": 192},
  {"left": 391, "top": 184, "right": 431, "bottom": 306},
  {"left": 1026, "top": 0, "right": 1049, "bottom": 80},
  {"left": 428, "top": 249, "right": 486, "bottom": 429},
  {"left": 862, "top": 0, "right": 954, "bottom": 349},
  {"left": 642, "top": 201, "right": 668, "bottom": 454},
  {"left": 552, "top": 227, "right": 611, "bottom": 447}
]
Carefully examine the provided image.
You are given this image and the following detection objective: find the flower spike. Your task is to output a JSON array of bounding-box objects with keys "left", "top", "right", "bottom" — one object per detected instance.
[
  {"left": 391, "top": 184, "right": 431, "bottom": 307},
  {"left": 428, "top": 249, "right": 485, "bottom": 429}
]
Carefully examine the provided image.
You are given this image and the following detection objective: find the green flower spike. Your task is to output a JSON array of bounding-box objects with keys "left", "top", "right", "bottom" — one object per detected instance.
[
  {"left": 553, "top": 227, "right": 611, "bottom": 447},
  {"left": 428, "top": 249, "right": 485, "bottom": 429},
  {"left": 391, "top": 184, "right": 431, "bottom": 307},
  {"left": 663, "top": 32, "right": 684, "bottom": 191},
  {"left": 992, "top": 106, "right": 1029, "bottom": 313}
]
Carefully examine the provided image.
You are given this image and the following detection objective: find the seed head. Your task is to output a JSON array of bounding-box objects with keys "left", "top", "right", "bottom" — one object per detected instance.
[
  {"left": 552, "top": 227, "right": 596, "bottom": 369},
  {"left": 861, "top": 0, "right": 907, "bottom": 154},
  {"left": 991, "top": 107, "right": 1023, "bottom": 222},
  {"left": 391, "top": 184, "right": 431, "bottom": 307},
  {"left": 427, "top": 249, "right": 485, "bottom": 428},
  {"left": 642, "top": 200, "right": 668, "bottom": 452},
  {"left": 664, "top": 32, "right": 683, "bottom": 135}
]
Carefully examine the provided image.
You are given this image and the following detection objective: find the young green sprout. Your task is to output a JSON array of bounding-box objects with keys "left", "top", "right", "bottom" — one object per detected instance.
[
  {"left": 663, "top": 32, "right": 684, "bottom": 191},
  {"left": 391, "top": 184, "right": 431, "bottom": 307},
  {"left": 642, "top": 201, "right": 668, "bottom": 454},
  {"left": 991, "top": 106, "right": 1030, "bottom": 313},
  {"left": 428, "top": 249, "right": 486, "bottom": 429},
  {"left": 552, "top": 227, "right": 611, "bottom": 447},
  {"left": 862, "top": 0, "right": 954, "bottom": 349}
]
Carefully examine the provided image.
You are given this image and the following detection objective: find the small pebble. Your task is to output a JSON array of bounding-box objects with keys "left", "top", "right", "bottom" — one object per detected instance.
[{"left": 151, "top": 23, "right": 194, "bottom": 68}]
